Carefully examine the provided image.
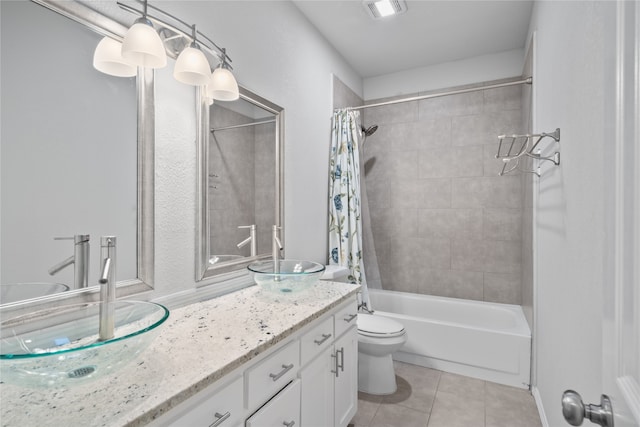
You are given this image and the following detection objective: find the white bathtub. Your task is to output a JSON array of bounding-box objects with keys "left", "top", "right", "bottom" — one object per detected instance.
[{"left": 368, "top": 289, "right": 531, "bottom": 389}]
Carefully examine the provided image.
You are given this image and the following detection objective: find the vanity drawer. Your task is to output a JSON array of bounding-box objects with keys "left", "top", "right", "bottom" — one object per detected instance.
[
  {"left": 245, "top": 340, "right": 299, "bottom": 410},
  {"left": 300, "top": 316, "right": 334, "bottom": 365},
  {"left": 245, "top": 379, "right": 300, "bottom": 427},
  {"left": 156, "top": 376, "right": 243, "bottom": 427},
  {"left": 334, "top": 300, "right": 358, "bottom": 338}
]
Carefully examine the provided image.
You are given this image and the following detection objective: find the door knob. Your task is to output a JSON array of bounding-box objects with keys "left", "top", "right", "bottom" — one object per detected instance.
[{"left": 562, "top": 390, "right": 614, "bottom": 427}]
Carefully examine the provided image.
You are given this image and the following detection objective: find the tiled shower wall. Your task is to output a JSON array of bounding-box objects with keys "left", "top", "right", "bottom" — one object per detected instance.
[{"left": 361, "top": 80, "right": 526, "bottom": 304}]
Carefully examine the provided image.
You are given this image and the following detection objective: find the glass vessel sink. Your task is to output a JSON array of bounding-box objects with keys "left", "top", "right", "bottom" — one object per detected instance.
[
  {"left": 0, "top": 300, "right": 169, "bottom": 388},
  {"left": 248, "top": 260, "right": 325, "bottom": 293},
  {"left": 1, "top": 282, "right": 70, "bottom": 304}
]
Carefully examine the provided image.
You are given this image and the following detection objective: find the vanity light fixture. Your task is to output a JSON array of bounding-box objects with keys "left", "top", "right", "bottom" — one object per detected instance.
[
  {"left": 208, "top": 49, "right": 240, "bottom": 101},
  {"left": 93, "top": 0, "right": 239, "bottom": 99},
  {"left": 121, "top": 0, "right": 167, "bottom": 68},
  {"left": 173, "top": 25, "right": 212, "bottom": 86},
  {"left": 93, "top": 36, "right": 137, "bottom": 77}
]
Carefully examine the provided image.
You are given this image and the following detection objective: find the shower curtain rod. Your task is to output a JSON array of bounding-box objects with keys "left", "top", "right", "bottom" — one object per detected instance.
[{"left": 341, "top": 77, "right": 532, "bottom": 112}]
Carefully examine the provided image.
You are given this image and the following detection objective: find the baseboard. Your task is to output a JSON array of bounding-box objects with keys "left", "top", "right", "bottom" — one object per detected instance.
[{"left": 531, "top": 386, "right": 549, "bottom": 427}]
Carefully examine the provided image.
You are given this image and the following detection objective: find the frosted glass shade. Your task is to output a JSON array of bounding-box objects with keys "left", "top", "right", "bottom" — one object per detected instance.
[
  {"left": 209, "top": 67, "right": 239, "bottom": 101},
  {"left": 93, "top": 37, "right": 137, "bottom": 77},
  {"left": 121, "top": 20, "right": 167, "bottom": 69},
  {"left": 174, "top": 46, "right": 211, "bottom": 86}
]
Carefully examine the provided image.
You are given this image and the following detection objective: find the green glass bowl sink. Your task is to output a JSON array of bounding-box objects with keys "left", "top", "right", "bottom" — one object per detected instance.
[
  {"left": 0, "top": 300, "right": 169, "bottom": 388},
  {"left": 248, "top": 260, "right": 325, "bottom": 293}
]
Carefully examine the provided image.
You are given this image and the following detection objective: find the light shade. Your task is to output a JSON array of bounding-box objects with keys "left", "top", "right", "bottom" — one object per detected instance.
[
  {"left": 121, "top": 19, "right": 167, "bottom": 69},
  {"left": 93, "top": 37, "right": 137, "bottom": 77},
  {"left": 173, "top": 45, "right": 211, "bottom": 86},
  {"left": 209, "top": 67, "right": 239, "bottom": 101}
]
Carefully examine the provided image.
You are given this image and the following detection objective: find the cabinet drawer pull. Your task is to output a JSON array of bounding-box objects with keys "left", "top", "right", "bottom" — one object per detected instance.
[
  {"left": 269, "top": 363, "right": 294, "bottom": 381},
  {"left": 343, "top": 313, "right": 357, "bottom": 323},
  {"left": 283, "top": 421, "right": 295, "bottom": 427},
  {"left": 209, "top": 411, "right": 230, "bottom": 427},
  {"left": 313, "top": 333, "right": 332, "bottom": 345},
  {"left": 331, "top": 352, "right": 339, "bottom": 378},
  {"left": 338, "top": 347, "right": 345, "bottom": 372}
]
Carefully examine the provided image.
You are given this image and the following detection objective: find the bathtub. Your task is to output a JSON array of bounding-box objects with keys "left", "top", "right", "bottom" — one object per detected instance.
[{"left": 368, "top": 289, "right": 531, "bottom": 389}]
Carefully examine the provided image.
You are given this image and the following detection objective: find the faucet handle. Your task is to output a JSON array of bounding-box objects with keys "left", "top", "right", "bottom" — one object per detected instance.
[{"left": 238, "top": 225, "right": 256, "bottom": 230}]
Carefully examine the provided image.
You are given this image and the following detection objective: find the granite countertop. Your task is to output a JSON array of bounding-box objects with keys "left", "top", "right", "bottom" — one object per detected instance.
[{"left": 0, "top": 282, "right": 359, "bottom": 427}]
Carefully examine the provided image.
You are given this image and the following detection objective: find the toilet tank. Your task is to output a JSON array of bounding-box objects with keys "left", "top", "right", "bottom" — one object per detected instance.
[{"left": 320, "top": 265, "right": 350, "bottom": 283}]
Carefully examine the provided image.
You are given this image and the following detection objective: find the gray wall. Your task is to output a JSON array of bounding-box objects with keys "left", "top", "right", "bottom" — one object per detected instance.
[{"left": 362, "top": 79, "right": 525, "bottom": 304}]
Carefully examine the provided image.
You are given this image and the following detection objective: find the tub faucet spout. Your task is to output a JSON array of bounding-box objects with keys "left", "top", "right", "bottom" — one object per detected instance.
[{"left": 98, "top": 236, "right": 116, "bottom": 341}]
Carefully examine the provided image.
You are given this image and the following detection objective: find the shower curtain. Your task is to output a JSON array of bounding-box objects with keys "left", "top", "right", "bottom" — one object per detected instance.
[{"left": 328, "top": 109, "right": 370, "bottom": 306}]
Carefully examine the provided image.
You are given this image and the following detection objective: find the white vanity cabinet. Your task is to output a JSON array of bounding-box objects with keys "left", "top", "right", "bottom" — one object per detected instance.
[
  {"left": 245, "top": 380, "right": 301, "bottom": 427},
  {"left": 150, "top": 375, "right": 244, "bottom": 427},
  {"left": 299, "top": 301, "right": 358, "bottom": 427},
  {"left": 149, "top": 297, "right": 357, "bottom": 427}
]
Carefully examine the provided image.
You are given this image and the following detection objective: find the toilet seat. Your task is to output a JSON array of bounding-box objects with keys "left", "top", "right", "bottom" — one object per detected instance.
[{"left": 357, "top": 313, "right": 405, "bottom": 338}]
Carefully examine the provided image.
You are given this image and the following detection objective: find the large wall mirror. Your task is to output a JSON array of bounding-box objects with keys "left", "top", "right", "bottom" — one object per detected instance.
[
  {"left": 0, "top": 0, "right": 154, "bottom": 309},
  {"left": 196, "top": 88, "right": 284, "bottom": 281}
]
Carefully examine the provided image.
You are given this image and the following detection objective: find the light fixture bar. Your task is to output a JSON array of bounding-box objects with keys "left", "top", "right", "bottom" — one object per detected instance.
[{"left": 116, "top": 0, "right": 232, "bottom": 65}]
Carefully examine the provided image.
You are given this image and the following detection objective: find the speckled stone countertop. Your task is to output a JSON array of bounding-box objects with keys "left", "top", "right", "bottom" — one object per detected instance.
[{"left": 0, "top": 282, "right": 359, "bottom": 427}]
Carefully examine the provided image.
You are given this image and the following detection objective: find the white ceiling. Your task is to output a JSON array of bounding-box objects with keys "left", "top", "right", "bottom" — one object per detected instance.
[{"left": 292, "top": 0, "right": 534, "bottom": 78}]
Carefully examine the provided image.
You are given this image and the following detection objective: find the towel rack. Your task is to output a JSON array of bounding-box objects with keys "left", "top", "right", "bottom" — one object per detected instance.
[{"left": 495, "top": 128, "right": 560, "bottom": 177}]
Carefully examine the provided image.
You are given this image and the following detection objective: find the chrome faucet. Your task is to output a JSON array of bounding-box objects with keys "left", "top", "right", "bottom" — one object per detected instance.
[
  {"left": 98, "top": 236, "right": 116, "bottom": 341},
  {"left": 48, "top": 234, "right": 90, "bottom": 289},
  {"left": 237, "top": 225, "right": 257, "bottom": 257},
  {"left": 272, "top": 225, "right": 283, "bottom": 275}
]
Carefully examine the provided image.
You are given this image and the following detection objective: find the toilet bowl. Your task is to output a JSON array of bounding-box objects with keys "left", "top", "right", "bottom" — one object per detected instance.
[
  {"left": 357, "top": 313, "right": 407, "bottom": 395},
  {"left": 320, "top": 266, "right": 408, "bottom": 395}
]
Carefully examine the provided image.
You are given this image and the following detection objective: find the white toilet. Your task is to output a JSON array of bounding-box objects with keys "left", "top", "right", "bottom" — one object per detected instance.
[{"left": 320, "top": 266, "right": 407, "bottom": 395}]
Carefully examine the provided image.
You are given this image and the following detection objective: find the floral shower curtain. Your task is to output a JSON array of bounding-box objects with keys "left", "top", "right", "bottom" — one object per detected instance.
[{"left": 328, "top": 109, "right": 369, "bottom": 306}]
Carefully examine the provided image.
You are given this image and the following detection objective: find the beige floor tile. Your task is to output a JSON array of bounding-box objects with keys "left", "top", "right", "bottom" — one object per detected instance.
[
  {"left": 436, "top": 371, "right": 486, "bottom": 402},
  {"left": 352, "top": 395, "right": 382, "bottom": 426},
  {"left": 369, "top": 404, "right": 429, "bottom": 427},
  {"left": 485, "top": 382, "right": 542, "bottom": 427},
  {"left": 382, "top": 363, "right": 440, "bottom": 413},
  {"left": 427, "top": 389, "right": 485, "bottom": 427}
]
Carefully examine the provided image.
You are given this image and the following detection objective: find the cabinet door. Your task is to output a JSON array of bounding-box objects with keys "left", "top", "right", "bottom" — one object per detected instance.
[
  {"left": 300, "top": 346, "right": 334, "bottom": 427},
  {"left": 246, "top": 379, "right": 300, "bottom": 427},
  {"left": 334, "top": 327, "right": 358, "bottom": 427}
]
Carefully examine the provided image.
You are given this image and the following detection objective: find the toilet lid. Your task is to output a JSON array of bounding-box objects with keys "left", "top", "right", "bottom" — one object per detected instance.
[{"left": 357, "top": 313, "right": 405, "bottom": 337}]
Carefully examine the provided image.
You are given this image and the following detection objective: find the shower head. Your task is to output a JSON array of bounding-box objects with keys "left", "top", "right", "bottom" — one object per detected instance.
[{"left": 361, "top": 125, "right": 378, "bottom": 137}]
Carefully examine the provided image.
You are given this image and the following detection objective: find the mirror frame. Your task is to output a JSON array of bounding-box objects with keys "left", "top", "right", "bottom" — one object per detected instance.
[
  {"left": 1, "top": 0, "right": 154, "bottom": 311},
  {"left": 195, "top": 86, "right": 284, "bottom": 282}
]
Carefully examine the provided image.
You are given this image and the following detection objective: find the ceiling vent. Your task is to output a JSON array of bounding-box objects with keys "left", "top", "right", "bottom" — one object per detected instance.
[{"left": 363, "top": 0, "right": 408, "bottom": 19}]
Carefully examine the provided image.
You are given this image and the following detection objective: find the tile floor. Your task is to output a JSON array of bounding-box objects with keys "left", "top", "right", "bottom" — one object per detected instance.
[{"left": 349, "top": 361, "right": 542, "bottom": 427}]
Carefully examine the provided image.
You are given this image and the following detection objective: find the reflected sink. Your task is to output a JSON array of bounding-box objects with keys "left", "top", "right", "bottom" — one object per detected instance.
[
  {"left": 1, "top": 282, "right": 70, "bottom": 304},
  {"left": 248, "top": 260, "right": 325, "bottom": 293},
  {"left": 0, "top": 300, "right": 169, "bottom": 388}
]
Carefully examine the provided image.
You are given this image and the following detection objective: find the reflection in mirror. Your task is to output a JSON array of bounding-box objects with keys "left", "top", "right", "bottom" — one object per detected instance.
[
  {"left": 0, "top": 1, "right": 154, "bottom": 308},
  {"left": 196, "top": 88, "right": 284, "bottom": 281}
]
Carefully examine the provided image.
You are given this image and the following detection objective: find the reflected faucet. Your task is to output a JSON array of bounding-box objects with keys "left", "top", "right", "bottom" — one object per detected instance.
[
  {"left": 48, "top": 234, "right": 90, "bottom": 289},
  {"left": 237, "top": 225, "right": 257, "bottom": 257},
  {"left": 98, "top": 236, "right": 116, "bottom": 341},
  {"left": 272, "top": 225, "right": 283, "bottom": 275}
]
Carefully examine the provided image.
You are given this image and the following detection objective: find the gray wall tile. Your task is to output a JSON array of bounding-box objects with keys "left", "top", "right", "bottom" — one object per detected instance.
[{"left": 364, "top": 79, "right": 525, "bottom": 303}]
